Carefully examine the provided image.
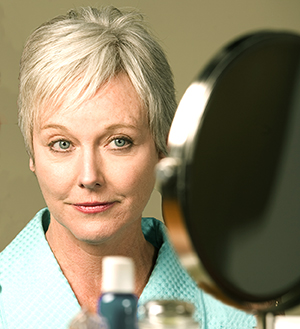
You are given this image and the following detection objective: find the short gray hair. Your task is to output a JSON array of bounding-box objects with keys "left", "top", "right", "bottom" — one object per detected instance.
[{"left": 18, "top": 6, "right": 177, "bottom": 158}]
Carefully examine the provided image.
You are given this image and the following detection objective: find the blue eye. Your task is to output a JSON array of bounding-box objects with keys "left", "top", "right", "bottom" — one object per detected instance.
[
  {"left": 58, "top": 140, "right": 71, "bottom": 149},
  {"left": 114, "top": 138, "right": 126, "bottom": 147},
  {"left": 50, "top": 140, "right": 72, "bottom": 152}
]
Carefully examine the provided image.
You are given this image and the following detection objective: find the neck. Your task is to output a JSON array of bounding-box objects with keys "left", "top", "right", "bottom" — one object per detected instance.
[{"left": 45, "top": 217, "right": 157, "bottom": 313}]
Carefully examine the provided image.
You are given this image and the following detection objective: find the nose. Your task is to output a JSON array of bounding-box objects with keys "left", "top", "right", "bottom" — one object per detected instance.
[{"left": 78, "top": 148, "right": 103, "bottom": 190}]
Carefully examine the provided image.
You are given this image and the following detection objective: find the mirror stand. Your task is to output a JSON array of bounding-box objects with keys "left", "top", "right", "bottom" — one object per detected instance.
[
  {"left": 256, "top": 313, "right": 300, "bottom": 329},
  {"left": 256, "top": 313, "right": 274, "bottom": 329}
]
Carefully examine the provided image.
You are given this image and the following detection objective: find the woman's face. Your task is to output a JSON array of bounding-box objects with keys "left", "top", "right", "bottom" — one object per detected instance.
[{"left": 30, "top": 73, "right": 160, "bottom": 244}]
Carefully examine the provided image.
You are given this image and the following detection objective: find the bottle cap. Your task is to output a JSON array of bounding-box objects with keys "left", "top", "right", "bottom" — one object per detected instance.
[{"left": 102, "top": 256, "right": 135, "bottom": 293}]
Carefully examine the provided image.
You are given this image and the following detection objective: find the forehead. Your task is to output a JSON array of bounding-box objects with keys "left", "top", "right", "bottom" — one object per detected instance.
[{"left": 36, "top": 73, "right": 147, "bottom": 130}]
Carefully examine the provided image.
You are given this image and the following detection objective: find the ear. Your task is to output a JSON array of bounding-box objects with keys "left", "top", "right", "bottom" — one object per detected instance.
[
  {"left": 158, "top": 151, "right": 165, "bottom": 161},
  {"left": 29, "top": 158, "right": 35, "bottom": 173}
]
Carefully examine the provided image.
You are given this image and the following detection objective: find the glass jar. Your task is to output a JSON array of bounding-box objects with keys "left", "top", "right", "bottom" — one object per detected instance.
[
  {"left": 69, "top": 308, "right": 108, "bottom": 329},
  {"left": 138, "top": 300, "right": 200, "bottom": 329}
]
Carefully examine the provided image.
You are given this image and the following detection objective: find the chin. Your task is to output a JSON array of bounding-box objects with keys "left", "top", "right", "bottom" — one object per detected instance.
[{"left": 72, "top": 224, "right": 119, "bottom": 245}]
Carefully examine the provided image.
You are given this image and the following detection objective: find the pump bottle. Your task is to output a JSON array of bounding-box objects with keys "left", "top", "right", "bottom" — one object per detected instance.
[{"left": 98, "top": 256, "right": 138, "bottom": 329}]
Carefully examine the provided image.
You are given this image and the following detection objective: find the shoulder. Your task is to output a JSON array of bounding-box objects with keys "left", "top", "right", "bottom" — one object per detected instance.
[
  {"left": 200, "top": 290, "right": 256, "bottom": 328},
  {"left": 140, "top": 218, "right": 203, "bottom": 317},
  {"left": 0, "top": 208, "right": 51, "bottom": 301},
  {"left": 0, "top": 208, "right": 80, "bottom": 328},
  {"left": 140, "top": 217, "right": 256, "bottom": 328},
  {"left": 0, "top": 208, "right": 50, "bottom": 271}
]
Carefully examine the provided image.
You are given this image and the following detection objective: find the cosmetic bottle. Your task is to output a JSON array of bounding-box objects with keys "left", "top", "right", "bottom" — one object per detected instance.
[
  {"left": 69, "top": 308, "right": 108, "bottom": 329},
  {"left": 98, "top": 256, "right": 138, "bottom": 329},
  {"left": 138, "top": 300, "right": 200, "bottom": 329}
]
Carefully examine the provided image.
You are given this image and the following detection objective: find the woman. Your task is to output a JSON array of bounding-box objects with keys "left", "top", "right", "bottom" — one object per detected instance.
[{"left": 0, "top": 6, "right": 256, "bottom": 329}]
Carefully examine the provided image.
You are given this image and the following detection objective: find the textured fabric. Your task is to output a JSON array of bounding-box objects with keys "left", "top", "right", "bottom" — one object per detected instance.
[
  {"left": 140, "top": 215, "right": 256, "bottom": 329},
  {"left": 0, "top": 209, "right": 81, "bottom": 329},
  {"left": 0, "top": 208, "right": 256, "bottom": 329}
]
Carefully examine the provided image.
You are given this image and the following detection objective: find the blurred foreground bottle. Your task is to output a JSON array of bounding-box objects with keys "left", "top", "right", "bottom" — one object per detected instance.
[
  {"left": 98, "top": 256, "right": 138, "bottom": 329},
  {"left": 138, "top": 300, "right": 200, "bottom": 329},
  {"left": 69, "top": 308, "right": 108, "bottom": 329}
]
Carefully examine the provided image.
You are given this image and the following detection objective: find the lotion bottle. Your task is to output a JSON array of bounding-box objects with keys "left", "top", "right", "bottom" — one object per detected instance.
[{"left": 98, "top": 256, "right": 138, "bottom": 329}]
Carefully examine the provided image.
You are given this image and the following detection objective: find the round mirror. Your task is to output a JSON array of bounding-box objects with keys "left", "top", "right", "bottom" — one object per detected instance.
[{"left": 157, "top": 31, "right": 300, "bottom": 314}]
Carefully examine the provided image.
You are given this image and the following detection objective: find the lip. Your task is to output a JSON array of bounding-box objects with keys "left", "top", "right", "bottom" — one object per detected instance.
[{"left": 72, "top": 202, "right": 116, "bottom": 214}]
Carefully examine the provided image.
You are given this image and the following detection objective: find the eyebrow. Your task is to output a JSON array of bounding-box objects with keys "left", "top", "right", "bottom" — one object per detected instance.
[
  {"left": 40, "top": 123, "right": 142, "bottom": 132},
  {"left": 40, "top": 124, "right": 70, "bottom": 131}
]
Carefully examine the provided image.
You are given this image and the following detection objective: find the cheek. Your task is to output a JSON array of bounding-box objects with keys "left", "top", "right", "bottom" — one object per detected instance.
[
  {"left": 34, "top": 159, "right": 73, "bottom": 199},
  {"left": 114, "top": 156, "right": 157, "bottom": 198}
]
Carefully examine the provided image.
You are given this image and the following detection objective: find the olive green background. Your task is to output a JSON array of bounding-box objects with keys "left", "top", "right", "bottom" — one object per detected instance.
[{"left": 1, "top": 0, "right": 300, "bottom": 315}]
